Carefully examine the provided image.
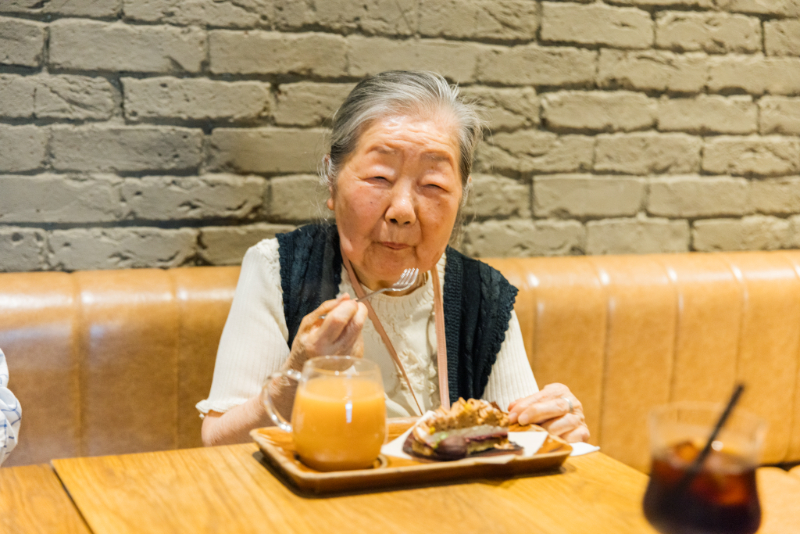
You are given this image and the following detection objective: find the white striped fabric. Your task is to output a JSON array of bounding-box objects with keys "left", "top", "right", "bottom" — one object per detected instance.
[{"left": 0, "top": 348, "right": 21, "bottom": 466}]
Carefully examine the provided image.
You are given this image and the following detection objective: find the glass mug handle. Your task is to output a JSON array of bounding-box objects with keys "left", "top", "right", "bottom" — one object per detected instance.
[{"left": 261, "top": 369, "right": 302, "bottom": 433}]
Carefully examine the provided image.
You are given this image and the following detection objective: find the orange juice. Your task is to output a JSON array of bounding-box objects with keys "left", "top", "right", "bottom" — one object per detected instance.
[{"left": 292, "top": 375, "right": 386, "bottom": 471}]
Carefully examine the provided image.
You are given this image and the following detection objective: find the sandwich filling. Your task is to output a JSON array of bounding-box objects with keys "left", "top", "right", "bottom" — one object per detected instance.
[{"left": 404, "top": 398, "right": 521, "bottom": 461}]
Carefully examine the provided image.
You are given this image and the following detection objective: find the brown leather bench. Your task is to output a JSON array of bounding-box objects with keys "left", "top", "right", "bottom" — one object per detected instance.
[{"left": 2, "top": 251, "right": 800, "bottom": 484}]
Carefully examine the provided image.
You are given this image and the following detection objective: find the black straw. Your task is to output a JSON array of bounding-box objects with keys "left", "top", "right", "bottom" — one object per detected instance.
[{"left": 673, "top": 383, "right": 746, "bottom": 495}]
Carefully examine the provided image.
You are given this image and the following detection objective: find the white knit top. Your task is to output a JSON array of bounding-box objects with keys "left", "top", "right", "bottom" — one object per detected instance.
[{"left": 197, "top": 238, "right": 538, "bottom": 418}]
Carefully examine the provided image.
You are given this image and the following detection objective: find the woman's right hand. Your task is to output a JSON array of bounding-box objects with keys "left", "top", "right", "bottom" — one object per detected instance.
[
  {"left": 286, "top": 294, "right": 369, "bottom": 371},
  {"left": 204, "top": 296, "right": 368, "bottom": 447}
]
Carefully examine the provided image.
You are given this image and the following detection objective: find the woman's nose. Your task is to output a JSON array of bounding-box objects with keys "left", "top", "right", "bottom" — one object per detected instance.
[{"left": 385, "top": 186, "right": 416, "bottom": 226}]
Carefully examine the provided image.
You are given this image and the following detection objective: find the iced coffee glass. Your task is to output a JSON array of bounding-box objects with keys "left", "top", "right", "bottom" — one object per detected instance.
[{"left": 643, "top": 402, "right": 767, "bottom": 534}]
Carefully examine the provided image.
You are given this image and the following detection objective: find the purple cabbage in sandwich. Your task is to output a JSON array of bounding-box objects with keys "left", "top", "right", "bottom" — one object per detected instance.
[{"left": 403, "top": 398, "right": 522, "bottom": 461}]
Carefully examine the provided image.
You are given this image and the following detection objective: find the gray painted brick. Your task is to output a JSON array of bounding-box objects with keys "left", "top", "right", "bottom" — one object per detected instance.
[
  {"left": 477, "top": 131, "right": 594, "bottom": 174},
  {"left": 702, "top": 136, "right": 800, "bottom": 176},
  {"left": 542, "top": 91, "right": 656, "bottom": 133},
  {"left": 276, "top": 0, "right": 416, "bottom": 36},
  {"left": 121, "top": 175, "right": 266, "bottom": 220},
  {"left": 199, "top": 224, "right": 295, "bottom": 265},
  {"left": 0, "top": 228, "right": 46, "bottom": 272},
  {"left": 467, "top": 174, "right": 531, "bottom": 218},
  {"left": 657, "top": 95, "right": 757, "bottom": 135},
  {"left": 789, "top": 216, "right": 800, "bottom": 248},
  {"left": 598, "top": 49, "right": 708, "bottom": 93},
  {"left": 36, "top": 75, "right": 117, "bottom": 120},
  {"left": 51, "top": 126, "right": 203, "bottom": 173},
  {"left": 463, "top": 219, "right": 584, "bottom": 257},
  {"left": 210, "top": 31, "right": 347, "bottom": 77},
  {"left": 0, "top": 75, "right": 35, "bottom": 118},
  {"left": 348, "top": 36, "right": 482, "bottom": 83},
  {"left": 0, "top": 125, "right": 47, "bottom": 172},
  {"left": 477, "top": 45, "right": 596, "bottom": 86},
  {"left": 1, "top": 0, "right": 121, "bottom": 16},
  {"left": 47, "top": 0, "right": 121, "bottom": 16},
  {"left": 49, "top": 227, "right": 198, "bottom": 270},
  {"left": 124, "top": 0, "right": 272, "bottom": 27},
  {"left": 0, "top": 16, "right": 45, "bottom": 67},
  {"left": 759, "top": 97, "right": 800, "bottom": 135},
  {"left": 708, "top": 56, "right": 800, "bottom": 95},
  {"left": 587, "top": 217, "right": 690, "bottom": 254},
  {"left": 419, "top": 0, "right": 538, "bottom": 41},
  {"left": 208, "top": 128, "right": 325, "bottom": 174},
  {"left": 692, "top": 216, "right": 790, "bottom": 252},
  {"left": 751, "top": 177, "right": 800, "bottom": 215},
  {"left": 123, "top": 77, "right": 270, "bottom": 122},
  {"left": 269, "top": 175, "right": 330, "bottom": 222},
  {"left": 648, "top": 175, "right": 749, "bottom": 218},
  {"left": 605, "top": 0, "right": 715, "bottom": 6},
  {"left": 0, "top": 0, "right": 58, "bottom": 11},
  {"left": 273, "top": 82, "right": 355, "bottom": 127},
  {"left": 595, "top": 133, "right": 702, "bottom": 175},
  {"left": 721, "top": 0, "right": 800, "bottom": 17},
  {"left": 0, "top": 75, "right": 116, "bottom": 120},
  {"left": 765, "top": 20, "right": 800, "bottom": 57},
  {"left": 534, "top": 175, "right": 645, "bottom": 218},
  {"left": 459, "top": 86, "right": 540, "bottom": 131},
  {"left": 0, "top": 175, "right": 123, "bottom": 223},
  {"left": 541, "top": 2, "right": 653, "bottom": 49},
  {"left": 49, "top": 20, "right": 205, "bottom": 73},
  {"left": 655, "top": 12, "right": 761, "bottom": 54}
]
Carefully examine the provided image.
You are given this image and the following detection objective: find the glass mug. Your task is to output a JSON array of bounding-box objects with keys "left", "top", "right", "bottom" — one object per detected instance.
[
  {"left": 262, "top": 356, "right": 387, "bottom": 472},
  {"left": 643, "top": 402, "right": 767, "bottom": 534}
]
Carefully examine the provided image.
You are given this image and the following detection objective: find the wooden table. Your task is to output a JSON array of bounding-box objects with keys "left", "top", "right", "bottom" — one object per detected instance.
[
  {"left": 0, "top": 445, "right": 788, "bottom": 534},
  {"left": 0, "top": 464, "right": 90, "bottom": 534},
  {"left": 52, "top": 444, "right": 656, "bottom": 534}
]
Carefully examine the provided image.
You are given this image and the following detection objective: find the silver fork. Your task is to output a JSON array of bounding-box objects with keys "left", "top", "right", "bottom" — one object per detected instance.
[{"left": 320, "top": 268, "right": 419, "bottom": 319}]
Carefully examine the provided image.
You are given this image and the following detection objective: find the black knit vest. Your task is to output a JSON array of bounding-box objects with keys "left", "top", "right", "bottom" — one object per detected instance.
[{"left": 276, "top": 224, "right": 519, "bottom": 405}]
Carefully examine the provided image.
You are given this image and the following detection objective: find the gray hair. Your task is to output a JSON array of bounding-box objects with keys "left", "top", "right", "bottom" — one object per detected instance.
[{"left": 321, "top": 71, "right": 483, "bottom": 209}]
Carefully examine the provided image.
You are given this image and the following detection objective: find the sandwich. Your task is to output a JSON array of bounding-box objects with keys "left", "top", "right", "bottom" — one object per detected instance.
[{"left": 403, "top": 398, "right": 522, "bottom": 461}]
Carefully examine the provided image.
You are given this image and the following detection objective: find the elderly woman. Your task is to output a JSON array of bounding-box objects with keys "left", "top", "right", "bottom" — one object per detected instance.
[{"left": 198, "top": 71, "right": 589, "bottom": 446}]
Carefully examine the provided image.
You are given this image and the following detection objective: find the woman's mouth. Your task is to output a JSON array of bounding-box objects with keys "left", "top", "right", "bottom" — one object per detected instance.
[{"left": 380, "top": 242, "right": 409, "bottom": 250}]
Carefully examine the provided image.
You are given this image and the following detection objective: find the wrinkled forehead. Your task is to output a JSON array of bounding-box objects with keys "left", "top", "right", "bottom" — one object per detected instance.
[{"left": 354, "top": 110, "right": 461, "bottom": 161}]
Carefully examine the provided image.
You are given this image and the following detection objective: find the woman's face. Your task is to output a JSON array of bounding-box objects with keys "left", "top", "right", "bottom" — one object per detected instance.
[{"left": 328, "top": 114, "right": 463, "bottom": 291}]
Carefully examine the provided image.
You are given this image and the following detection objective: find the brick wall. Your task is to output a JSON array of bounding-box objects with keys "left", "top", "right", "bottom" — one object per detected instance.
[{"left": 1, "top": 1, "right": 799, "bottom": 271}]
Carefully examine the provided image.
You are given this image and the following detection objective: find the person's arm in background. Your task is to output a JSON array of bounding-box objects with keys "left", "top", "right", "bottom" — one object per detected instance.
[{"left": 0, "top": 348, "right": 21, "bottom": 466}]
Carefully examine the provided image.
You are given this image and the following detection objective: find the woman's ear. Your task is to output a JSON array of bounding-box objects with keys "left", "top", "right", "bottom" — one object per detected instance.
[
  {"left": 461, "top": 175, "right": 472, "bottom": 207},
  {"left": 323, "top": 154, "right": 336, "bottom": 211}
]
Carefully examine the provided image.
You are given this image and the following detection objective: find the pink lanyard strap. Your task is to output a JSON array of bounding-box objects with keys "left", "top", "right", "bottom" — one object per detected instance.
[
  {"left": 340, "top": 252, "right": 450, "bottom": 415},
  {"left": 430, "top": 267, "right": 450, "bottom": 410}
]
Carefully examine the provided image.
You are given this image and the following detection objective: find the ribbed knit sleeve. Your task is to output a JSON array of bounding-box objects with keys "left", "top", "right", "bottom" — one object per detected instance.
[
  {"left": 482, "top": 310, "right": 539, "bottom": 411},
  {"left": 196, "top": 239, "right": 290, "bottom": 415}
]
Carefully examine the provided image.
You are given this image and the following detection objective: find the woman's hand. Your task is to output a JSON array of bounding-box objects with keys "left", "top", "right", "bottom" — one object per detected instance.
[
  {"left": 286, "top": 294, "right": 369, "bottom": 371},
  {"left": 507, "top": 383, "right": 590, "bottom": 443},
  {"left": 258, "top": 295, "right": 369, "bottom": 427}
]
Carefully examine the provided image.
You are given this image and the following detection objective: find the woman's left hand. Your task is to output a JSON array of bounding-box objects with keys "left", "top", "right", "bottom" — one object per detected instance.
[{"left": 507, "top": 383, "right": 590, "bottom": 443}]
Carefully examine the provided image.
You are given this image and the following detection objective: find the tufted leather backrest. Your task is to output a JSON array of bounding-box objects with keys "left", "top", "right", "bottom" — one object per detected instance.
[
  {"left": 2, "top": 252, "right": 800, "bottom": 471},
  {"left": 485, "top": 251, "right": 800, "bottom": 471},
  {"left": 0, "top": 267, "right": 239, "bottom": 467}
]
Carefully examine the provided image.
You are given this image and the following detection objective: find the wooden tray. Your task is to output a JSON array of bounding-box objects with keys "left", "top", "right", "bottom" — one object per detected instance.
[{"left": 251, "top": 417, "right": 572, "bottom": 494}]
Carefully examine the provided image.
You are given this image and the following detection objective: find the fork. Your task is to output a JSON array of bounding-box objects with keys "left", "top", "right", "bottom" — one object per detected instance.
[{"left": 319, "top": 268, "right": 419, "bottom": 319}]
